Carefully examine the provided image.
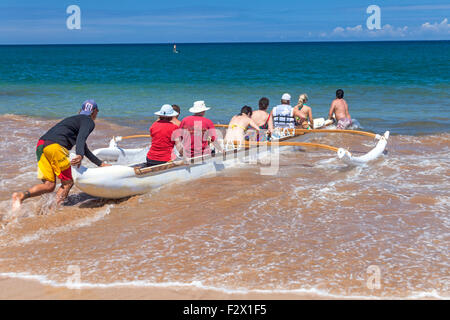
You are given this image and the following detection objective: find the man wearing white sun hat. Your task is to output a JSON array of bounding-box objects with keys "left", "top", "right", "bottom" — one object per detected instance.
[
  {"left": 146, "top": 104, "right": 184, "bottom": 167},
  {"left": 178, "top": 100, "right": 221, "bottom": 158}
]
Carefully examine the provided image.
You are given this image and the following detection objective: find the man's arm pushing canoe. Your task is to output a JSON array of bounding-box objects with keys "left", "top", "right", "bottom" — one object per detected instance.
[{"left": 11, "top": 100, "right": 110, "bottom": 210}]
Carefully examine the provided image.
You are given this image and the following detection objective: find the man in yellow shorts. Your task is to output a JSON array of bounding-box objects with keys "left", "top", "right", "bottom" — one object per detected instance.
[{"left": 12, "top": 100, "right": 109, "bottom": 210}]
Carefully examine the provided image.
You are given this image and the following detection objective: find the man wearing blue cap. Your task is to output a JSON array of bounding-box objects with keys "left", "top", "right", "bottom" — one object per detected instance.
[{"left": 11, "top": 100, "right": 109, "bottom": 210}]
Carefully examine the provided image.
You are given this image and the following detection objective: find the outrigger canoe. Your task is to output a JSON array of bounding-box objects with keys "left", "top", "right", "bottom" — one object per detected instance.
[{"left": 72, "top": 124, "right": 390, "bottom": 199}]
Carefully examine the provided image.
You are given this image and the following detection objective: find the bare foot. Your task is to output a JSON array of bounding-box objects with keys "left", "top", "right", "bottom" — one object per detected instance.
[{"left": 11, "top": 192, "right": 24, "bottom": 211}]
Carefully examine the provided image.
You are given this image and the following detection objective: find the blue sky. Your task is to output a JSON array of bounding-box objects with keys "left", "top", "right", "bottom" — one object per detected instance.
[{"left": 0, "top": 0, "right": 449, "bottom": 44}]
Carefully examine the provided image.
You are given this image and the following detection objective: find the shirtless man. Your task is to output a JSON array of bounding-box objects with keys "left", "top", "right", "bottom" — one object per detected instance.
[
  {"left": 224, "top": 106, "right": 260, "bottom": 144},
  {"left": 328, "top": 89, "right": 352, "bottom": 129}
]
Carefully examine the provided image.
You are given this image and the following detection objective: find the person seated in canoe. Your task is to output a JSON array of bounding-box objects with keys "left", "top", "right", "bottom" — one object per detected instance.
[
  {"left": 251, "top": 97, "right": 274, "bottom": 134},
  {"left": 328, "top": 89, "right": 352, "bottom": 129},
  {"left": 271, "top": 93, "right": 304, "bottom": 129},
  {"left": 146, "top": 104, "right": 184, "bottom": 167},
  {"left": 171, "top": 104, "right": 181, "bottom": 126},
  {"left": 294, "top": 94, "right": 314, "bottom": 129},
  {"left": 224, "top": 106, "right": 260, "bottom": 144},
  {"left": 11, "top": 100, "right": 110, "bottom": 210},
  {"left": 178, "top": 100, "right": 223, "bottom": 158}
]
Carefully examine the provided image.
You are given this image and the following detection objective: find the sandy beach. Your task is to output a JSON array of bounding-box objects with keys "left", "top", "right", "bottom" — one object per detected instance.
[{"left": 0, "top": 115, "right": 448, "bottom": 300}]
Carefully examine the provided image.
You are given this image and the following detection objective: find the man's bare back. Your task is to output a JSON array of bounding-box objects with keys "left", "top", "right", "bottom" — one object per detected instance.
[{"left": 328, "top": 98, "right": 350, "bottom": 122}]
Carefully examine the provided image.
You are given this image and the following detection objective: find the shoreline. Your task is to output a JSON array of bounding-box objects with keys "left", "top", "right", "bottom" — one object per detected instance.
[
  {"left": 0, "top": 276, "right": 332, "bottom": 300},
  {"left": 0, "top": 114, "right": 448, "bottom": 301},
  {"left": 0, "top": 276, "right": 444, "bottom": 300}
]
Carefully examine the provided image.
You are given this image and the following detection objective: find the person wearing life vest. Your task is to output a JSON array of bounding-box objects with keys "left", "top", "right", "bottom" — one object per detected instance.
[{"left": 270, "top": 93, "right": 304, "bottom": 129}]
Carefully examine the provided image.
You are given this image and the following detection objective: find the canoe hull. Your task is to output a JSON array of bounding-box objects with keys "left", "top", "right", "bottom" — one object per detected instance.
[{"left": 73, "top": 135, "right": 306, "bottom": 199}]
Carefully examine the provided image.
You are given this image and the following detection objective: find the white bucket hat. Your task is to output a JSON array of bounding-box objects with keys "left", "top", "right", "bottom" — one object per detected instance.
[
  {"left": 155, "top": 104, "right": 179, "bottom": 117},
  {"left": 281, "top": 93, "right": 291, "bottom": 101},
  {"left": 189, "top": 100, "right": 210, "bottom": 113}
]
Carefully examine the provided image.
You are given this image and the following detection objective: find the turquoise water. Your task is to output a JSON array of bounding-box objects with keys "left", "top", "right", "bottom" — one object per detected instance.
[{"left": 0, "top": 41, "right": 449, "bottom": 135}]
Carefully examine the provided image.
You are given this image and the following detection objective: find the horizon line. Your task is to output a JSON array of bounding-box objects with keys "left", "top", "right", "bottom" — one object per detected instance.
[{"left": 0, "top": 39, "right": 449, "bottom": 46}]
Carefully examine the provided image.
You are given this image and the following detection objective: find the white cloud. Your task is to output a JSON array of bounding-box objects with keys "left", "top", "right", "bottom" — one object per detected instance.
[
  {"left": 332, "top": 25, "right": 363, "bottom": 36},
  {"left": 420, "top": 18, "right": 450, "bottom": 33},
  {"left": 384, "top": 5, "right": 450, "bottom": 11},
  {"left": 348, "top": 25, "right": 363, "bottom": 32},
  {"left": 332, "top": 27, "right": 344, "bottom": 34},
  {"left": 330, "top": 24, "right": 403, "bottom": 38},
  {"left": 368, "top": 24, "right": 409, "bottom": 38},
  {"left": 324, "top": 18, "right": 449, "bottom": 40}
]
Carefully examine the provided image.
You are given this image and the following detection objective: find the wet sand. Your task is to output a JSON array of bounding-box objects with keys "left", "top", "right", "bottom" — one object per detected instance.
[
  {"left": 0, "top": 276, "right": 330, "bottom": 300},
  {"left": 0, "top": 115, "right": 448, "bottom": 300}
]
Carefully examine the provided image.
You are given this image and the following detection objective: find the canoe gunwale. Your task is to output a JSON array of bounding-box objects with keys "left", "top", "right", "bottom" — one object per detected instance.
[{"left": 133, "top": 132, "right": 301, "bottom": 176}]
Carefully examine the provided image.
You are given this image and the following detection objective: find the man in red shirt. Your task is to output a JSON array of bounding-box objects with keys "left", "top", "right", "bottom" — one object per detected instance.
[
  {"left": 147, "top": 104, "right": 183, "bottom": 167},
  {"left": 179, "top": 101, "right": 222, "bottom": 158}
]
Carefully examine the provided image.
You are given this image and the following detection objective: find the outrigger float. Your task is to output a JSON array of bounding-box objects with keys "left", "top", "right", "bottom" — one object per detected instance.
[{"left": 72, "top": 121, "right": 389, "bottom": 199}]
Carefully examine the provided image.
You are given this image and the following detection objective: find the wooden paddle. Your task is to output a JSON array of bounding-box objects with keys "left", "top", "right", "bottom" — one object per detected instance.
[
  {"left": 117, "top": 134, "right": 339, "bottom": 152},
  {"left": 235, "top": 140, "right": 340, "bottom": 152},
  {"left": 134, "top": 139, "right": 341, "bottom": 176},
  {"left": 214, "top": 124, "right": 377, "bottom": 139},
  {"left": 292, "top": 128, "right": 377, "bottom": 138},
  {"left": 117, "top": 134, "right": 150, "bottom": 140}
]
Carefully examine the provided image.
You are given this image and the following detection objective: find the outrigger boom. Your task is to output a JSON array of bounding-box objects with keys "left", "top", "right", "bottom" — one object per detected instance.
[{"left": 73, "top": 126, "right": 389, "bottom": 198}]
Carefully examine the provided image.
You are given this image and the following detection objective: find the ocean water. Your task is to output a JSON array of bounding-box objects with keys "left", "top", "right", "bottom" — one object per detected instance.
[
  {"left": 0, "top": 41, "right": 449, "bottom": 135},
  {"left": 0, "top": 42, "right": 449, "bottom": 299}
]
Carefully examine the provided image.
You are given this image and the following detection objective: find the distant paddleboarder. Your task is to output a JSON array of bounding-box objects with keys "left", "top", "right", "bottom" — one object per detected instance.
[{"left": 173, "top": 44, "right": 179, "bottom": 53}]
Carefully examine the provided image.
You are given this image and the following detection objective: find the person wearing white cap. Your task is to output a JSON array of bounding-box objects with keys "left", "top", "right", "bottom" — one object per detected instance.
[
  {"left": 178, "top": 101, "right": 222, "bottom": 158},
  {"left": 146, "top": 104, "right": 183, "bottom": 167},
  {"left": 281, "top": 93, "right": 291, "bottom": 101},
  {"left": 270, "top": 93, "right": 296, "bottom": 129},
  {"left": 270, "top": 93, "right": 306, "bottom": 129}
]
